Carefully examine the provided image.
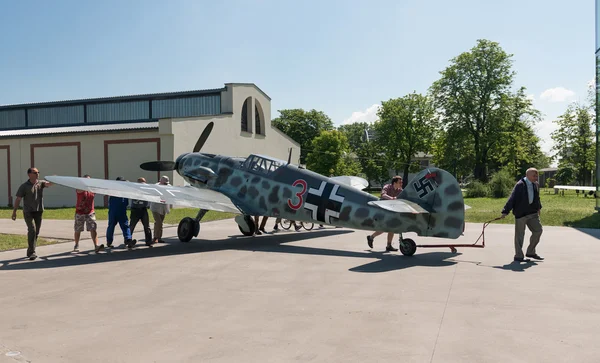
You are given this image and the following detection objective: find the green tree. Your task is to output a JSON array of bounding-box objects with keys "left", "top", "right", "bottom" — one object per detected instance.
[
  {"left": 430, "top": 39, "right": 518, "bottom": 182},
  {"left": 373, "top": 92, "right": 436, "bottom": 185},
  {"left": 489, "top": 87, "right": 545, "bottom": 178},
  {"left": 306, "top": 130, "right": 360, "bottom": 176},
  {"left": 337, "top": 122, "right": 369, "bottom": 150},
  {"left": 551, "top": 103, "right": 595, "bottom": 185},
  {"left": 338, "top": 122, "right": 389, "bottom": 186},
  {"left": 272, "top": 109, "right": 334, "bottom": 164}
]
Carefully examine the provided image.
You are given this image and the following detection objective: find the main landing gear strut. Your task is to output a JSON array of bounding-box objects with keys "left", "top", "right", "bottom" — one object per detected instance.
[{"left": 177, "top": 209, "right": 208, "bottom": 242}]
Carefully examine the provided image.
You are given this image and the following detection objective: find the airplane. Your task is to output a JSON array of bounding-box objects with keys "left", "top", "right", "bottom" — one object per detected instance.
[{"left": 45, "top": 122, "right": 468, "bottom": 256}]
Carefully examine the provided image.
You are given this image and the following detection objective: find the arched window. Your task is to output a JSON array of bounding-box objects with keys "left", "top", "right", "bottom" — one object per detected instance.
[
  {"left": 255, "top": 99, "right": 265, "bottom": 135},
  {"left": 255, "top": 105, "right": 261, "bottom": 135},
  {"left": 241, "top": 97, "right": 250, "bottom": 132}
]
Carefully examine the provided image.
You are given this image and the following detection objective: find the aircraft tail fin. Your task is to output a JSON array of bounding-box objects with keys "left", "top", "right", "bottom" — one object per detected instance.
[{"left": 399, "top": 167, "right": 465, "bottom": 239}]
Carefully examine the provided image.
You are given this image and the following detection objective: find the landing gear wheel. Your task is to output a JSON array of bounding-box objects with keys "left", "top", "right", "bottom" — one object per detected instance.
[
  {"left": 302, "top": 222, "right": 314, "bottom": 231},
  {"left": 399, "top": 238, "right": 417, "bottom": 256},
  {"left": 178, "top": 217, "right": 197, "bottom": 242},
  {"left": 237, "top": 215, "right": 256, "bottom": 236}
]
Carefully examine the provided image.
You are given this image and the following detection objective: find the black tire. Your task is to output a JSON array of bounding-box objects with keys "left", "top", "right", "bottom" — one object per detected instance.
[
  {"left": 399, "top": 238, "right": 417, "bottom": 256},
  {"left": 178, "top": 217, "right": 196, "bottom": 242},
  {"left": 302, "top": 222, "right": 314, "bottom": 231},
  {"left": 281, "top": 219, "right": 292, "bottom": 230},
  {"left": 238, "top": 215, "right": 256, "bottom": 236}
]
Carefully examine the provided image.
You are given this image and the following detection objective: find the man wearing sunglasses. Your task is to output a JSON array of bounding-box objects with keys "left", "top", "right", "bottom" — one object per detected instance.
[{"left": 12, "top": 167, "right": 53, "bottom": 260}]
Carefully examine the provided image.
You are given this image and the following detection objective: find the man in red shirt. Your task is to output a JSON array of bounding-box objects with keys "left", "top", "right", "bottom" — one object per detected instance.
[
  {"left": 73, "top": 174, "right": 104, "bottom": 253},
  {"left": 366, "top": 176, "right": 403, "bottom": 252}
]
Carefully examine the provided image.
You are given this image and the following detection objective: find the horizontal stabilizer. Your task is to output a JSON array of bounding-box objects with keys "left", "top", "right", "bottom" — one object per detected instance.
[
  {"left": 330, "top": 176, "right": 368, "bottom": 190},
  {"left": 368, "top": 199, "right": 431, "bottom": 214}
]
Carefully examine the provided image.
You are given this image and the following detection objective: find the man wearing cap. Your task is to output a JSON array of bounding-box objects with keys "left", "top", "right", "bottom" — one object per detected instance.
[
  {"left": 150, "top": 175, "right": 172, "bottom": 244},
  {"left": 106, "top": 176, "right": 134, "bottom": 248},
  {"left": 11, "top": 167, "right": 53, "bottom": 260},
  {"left": 129, "top": 177, "right": 154, "bottom": 246}
]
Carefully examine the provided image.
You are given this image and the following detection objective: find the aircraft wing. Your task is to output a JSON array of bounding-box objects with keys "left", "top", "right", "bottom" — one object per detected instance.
[
  {"left": 367, "top": 199, "right": 431, "bottom": 214},
  {"left": 45, "top": 176, "right": 241, "bottom": 214},
  {"left": 330, "top": 176, "right": 369, "bottom": 190}
]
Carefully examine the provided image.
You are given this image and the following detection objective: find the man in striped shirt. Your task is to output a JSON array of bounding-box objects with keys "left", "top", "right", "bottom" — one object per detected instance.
[{"left": 366, "top": 176, "right": 403, "bottom": 252}]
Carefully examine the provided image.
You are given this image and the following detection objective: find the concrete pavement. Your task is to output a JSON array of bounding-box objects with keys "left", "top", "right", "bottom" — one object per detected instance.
[{"left": 1, "top": 218, "right": 600, "bottom": 362}]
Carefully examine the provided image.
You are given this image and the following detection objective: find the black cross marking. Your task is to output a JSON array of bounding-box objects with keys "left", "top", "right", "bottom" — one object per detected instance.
[
  {"left": 304, "top": 181, "right": 345, "bottom": 223},
  {"left": 413, "top": 175, "right": 435, "bottom": 198}
]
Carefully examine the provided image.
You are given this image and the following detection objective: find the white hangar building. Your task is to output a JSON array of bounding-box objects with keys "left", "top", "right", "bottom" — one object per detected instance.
[{"left": 0, "top": 83, "right": 300, "bottom": 208}]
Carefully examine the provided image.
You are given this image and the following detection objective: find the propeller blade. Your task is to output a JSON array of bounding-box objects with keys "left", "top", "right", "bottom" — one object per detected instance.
[
  {"left": 193, "top": 122, "right": 214, "bottom": 153},
  {"left": 140, "top": 161, "right": 176, "bottom": 171}
]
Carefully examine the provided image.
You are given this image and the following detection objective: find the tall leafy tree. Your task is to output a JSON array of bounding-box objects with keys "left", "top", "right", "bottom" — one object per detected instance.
[
  {"left": 338, "top": 122, "right": 370, "bottom": 150},
  {"left": 430, "top": 39, "right": 517, "bottom": 182},
  {"left": 373, "top": 92, "right": 436, "bottom": 184},
  {"left": 551, "top": 103, "right": 595, "bottom": 185},
  {"left": 489, "top": 87, "right": 545, "bottom": 178},
  {"left": 272, "top": 109, "right": 334, "bottom": 164},
  {"left": 338, "top": 122, "right": 388, "bottom": 186},
  {"left": 306, "top": 130, "right": 360, "bottom": 176}
]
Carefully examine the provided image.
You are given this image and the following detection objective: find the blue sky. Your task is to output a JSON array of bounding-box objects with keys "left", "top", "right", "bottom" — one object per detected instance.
[{"left": 0, "top": 0, "right": 595, "bottom": 155}]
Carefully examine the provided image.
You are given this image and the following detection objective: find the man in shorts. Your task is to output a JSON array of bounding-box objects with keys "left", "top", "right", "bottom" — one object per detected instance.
[{"left": 73, "top": 174, "right": 104, "bottom": 253}]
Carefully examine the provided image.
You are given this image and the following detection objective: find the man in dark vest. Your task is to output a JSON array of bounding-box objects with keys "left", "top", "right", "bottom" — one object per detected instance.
[{"left": 501, "top": 168, "right": 543, "bottom": 262}]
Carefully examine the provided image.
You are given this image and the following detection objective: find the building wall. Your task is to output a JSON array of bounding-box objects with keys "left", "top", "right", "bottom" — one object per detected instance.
[
  {"left": 0, "top": 84, "right": 301, "bottom": 208},
  {"left": 0, "top": 130, "right": 163, "bottom": 208}
]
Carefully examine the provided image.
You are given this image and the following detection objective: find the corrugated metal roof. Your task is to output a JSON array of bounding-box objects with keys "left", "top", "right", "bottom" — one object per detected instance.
[
  {"left": 0, "top": 121, "right": 158, "bottom": 138},
  {"left": 0, "top": 87, "right": 225, "bottom": 110}
]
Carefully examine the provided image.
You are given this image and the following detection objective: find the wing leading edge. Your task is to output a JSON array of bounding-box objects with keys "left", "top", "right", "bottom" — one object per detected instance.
[{"left": 45, "top": 176, "right": 241, "bottom": 214}]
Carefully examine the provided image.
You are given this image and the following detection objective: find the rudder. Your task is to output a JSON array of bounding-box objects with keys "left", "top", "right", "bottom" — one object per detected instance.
[{"left": 400, "top": 167, "right": 465, "bottom": 239}]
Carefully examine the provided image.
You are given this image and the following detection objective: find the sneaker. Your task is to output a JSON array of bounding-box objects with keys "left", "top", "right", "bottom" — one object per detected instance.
[
  {"left": 95, "top": 244, "right": 105, "bottom": 253},
  {"left": 367, "top": 235, "right": 374, "bottom": 248},
  {"left": 28, "top": 254, "right": 37, "bottom": 261},
  {"left": 386, "top": 245, "right": 398, "bottom": 252},
  {"left": 73, "top": 244, "right": 79, "bottom": 252}
]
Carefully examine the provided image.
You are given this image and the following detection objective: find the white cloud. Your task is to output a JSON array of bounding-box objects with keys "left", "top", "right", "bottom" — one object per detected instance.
[
  {"left": 539, "top": 87, "right": 576, "bottom": 103},
  {"left": 342, "top": 104, "right": 380, "bottom": 125}
]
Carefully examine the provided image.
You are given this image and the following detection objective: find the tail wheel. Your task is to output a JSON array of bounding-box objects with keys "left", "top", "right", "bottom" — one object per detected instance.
[
  {"left": 399, "top": 238, "right": 417, "bottom": 256},
  {"left": 302, "top": 222, "right": 314, "bottom": 231},
  {"left": 281, "top": 219, "right": 292, "bottom": 230},
  {"left": 178, "top": 217, "right": 198, "bottom": 242}
]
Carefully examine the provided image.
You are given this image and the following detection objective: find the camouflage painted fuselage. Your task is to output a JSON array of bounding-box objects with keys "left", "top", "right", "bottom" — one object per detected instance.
[{"left": 176, "top": 152, "right": 465, "bottom": 239}]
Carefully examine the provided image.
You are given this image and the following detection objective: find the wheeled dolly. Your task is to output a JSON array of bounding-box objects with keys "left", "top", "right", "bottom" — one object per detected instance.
[{"left": 398, "top": 217, "right": 500, "bottom": 256}]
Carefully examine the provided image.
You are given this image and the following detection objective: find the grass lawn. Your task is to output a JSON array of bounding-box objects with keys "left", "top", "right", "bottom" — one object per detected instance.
[
  {"left": 0, "top": 234, "right": 54, "bottom": 252},
  {"left": 0, "top": 208, "right": 237, "bottom": 225},
  {"left": 465, "top": 189, "right": 599, "bottom": 228}
]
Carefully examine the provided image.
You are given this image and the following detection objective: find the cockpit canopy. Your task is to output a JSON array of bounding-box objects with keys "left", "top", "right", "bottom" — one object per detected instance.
[{"left": 242, "top": 154, "right": 286, "bottom": 175}]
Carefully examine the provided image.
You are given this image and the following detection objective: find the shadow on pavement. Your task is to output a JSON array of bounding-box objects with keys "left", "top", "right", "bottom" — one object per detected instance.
[{"left": 0, "top": 228, "right": 468, "bottom": 273}]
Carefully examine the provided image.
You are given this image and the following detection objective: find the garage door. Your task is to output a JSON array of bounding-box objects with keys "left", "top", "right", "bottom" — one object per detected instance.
[
  {"left": 105, "top": 138, "right": 161, "bottom": 206},
  {"left": 31, "top": 142, "right": 80, "bottom": 208}
]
